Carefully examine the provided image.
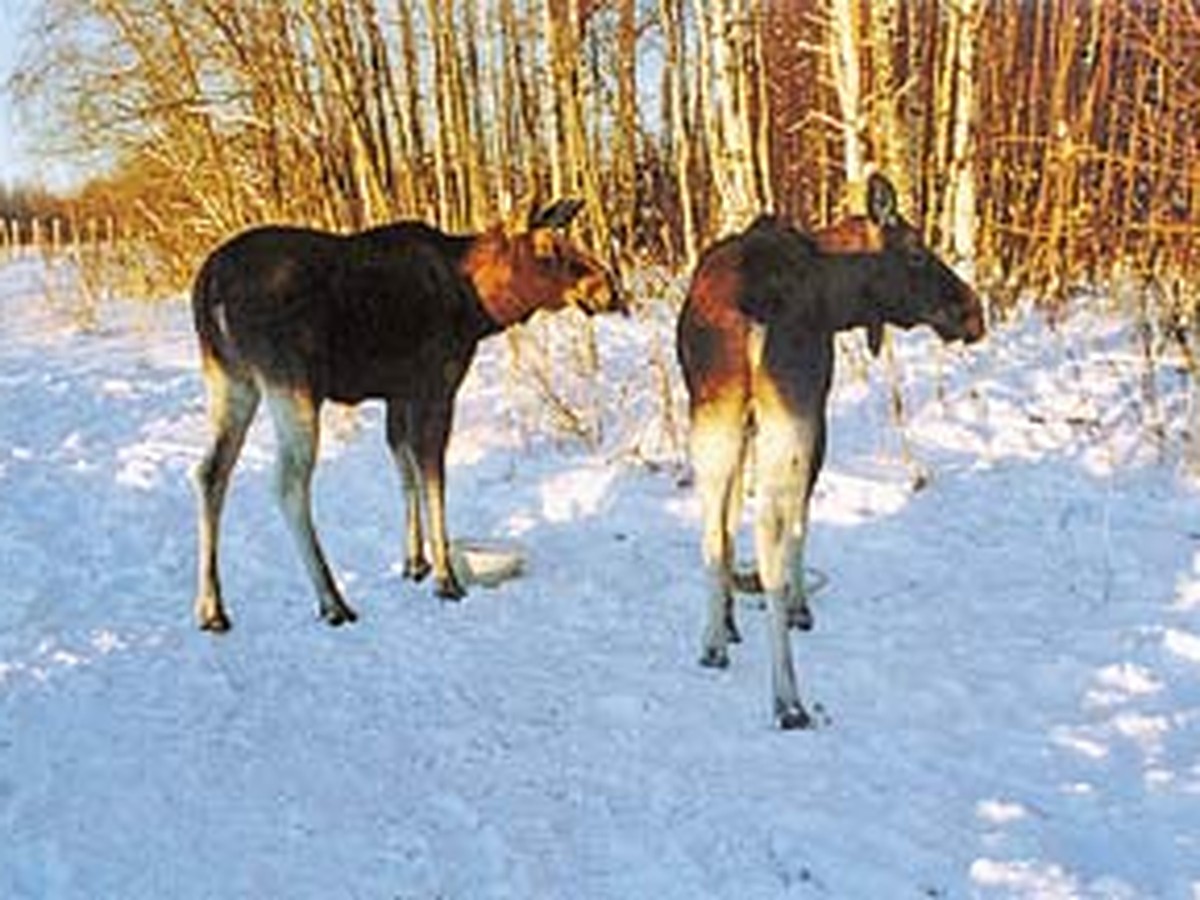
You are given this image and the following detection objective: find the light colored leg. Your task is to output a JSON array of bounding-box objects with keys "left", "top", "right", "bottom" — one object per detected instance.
[
  {"left": 753, "top": 406, "right": 815, "bottom": 729},
  {"left": 722, "top": 453, "right": 748, "bottom": 639},
  {"left": 399, "top": 445, "right": 429, "bottom": 579},
  {"left": 785, "top": 500, "right": 815, "bottom": 631},
  {"left": 266, "top": 386, "right": 357, "bottom": 626},
  {"left": 411, "top": 399, "right": 464, "bottom": 600},
  {"left": 386, "top": 402, "right": 430, "bottom": 581},
  {"left": 788, "top": 414, "right": 825, "bottom": 631},
  {"left": 192, "top": 358, "right": 260, "bottom": 632},
  {"left": 420, "top": 459, "right": 464, "bottom": 599},
  {"left": 765, "top": 589, "right": 810, "bottom": 729},
  {"left": 690, "top": 403, "right": 746, "bottom": 668}
]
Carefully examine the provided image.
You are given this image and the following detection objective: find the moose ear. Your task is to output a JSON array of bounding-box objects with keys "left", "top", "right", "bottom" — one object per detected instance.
[
  {"left": 866, "top": 174, "right": 900, "bottom": 228},
  {"left": 529, "top": 198, "right": 585, "bottom": 231}
]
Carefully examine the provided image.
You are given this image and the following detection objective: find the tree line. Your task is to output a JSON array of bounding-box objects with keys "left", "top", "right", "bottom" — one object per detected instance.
[
  {"left": 7, "top": 0, "right": 1198, "bottom": 318},
  {"left": 1, "top": 182, "right": 60, "bottom": 221}
]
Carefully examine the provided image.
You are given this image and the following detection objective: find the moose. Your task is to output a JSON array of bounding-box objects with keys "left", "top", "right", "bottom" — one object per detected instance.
[
  {"left": 676, "top": 174, "right": 985, "bottom": 728},
  {"left": 191, "top": 199, "right": 623, "bottom": 632}
]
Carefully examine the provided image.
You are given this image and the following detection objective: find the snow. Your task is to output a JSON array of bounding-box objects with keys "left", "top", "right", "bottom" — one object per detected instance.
[{"left": 2, "top": 256, "right": 1199, "bottom": 898}]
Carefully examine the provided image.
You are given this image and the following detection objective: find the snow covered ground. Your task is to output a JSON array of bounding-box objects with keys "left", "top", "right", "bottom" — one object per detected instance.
[{"left": 1, "top": 255, "right": 1198, "bottom": 899}]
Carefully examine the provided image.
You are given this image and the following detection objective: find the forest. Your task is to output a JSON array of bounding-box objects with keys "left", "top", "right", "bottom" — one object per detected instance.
[{"left": 4, "top": 1, "right": 1194, "bottom": 301}]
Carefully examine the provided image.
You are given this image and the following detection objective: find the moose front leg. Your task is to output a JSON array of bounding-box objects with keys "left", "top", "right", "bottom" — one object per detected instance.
[
  {"left": 785, "top": 416, "right": 827, "bottom": 633},
  {"left": 784, "top": 502, "right": 816, "bottom": 633},
  {"left": 413, "top": 398, "right": 466, "bottom": 601},
  {"left": 386, "top": 402, "right": 431, "bottom": 582}
]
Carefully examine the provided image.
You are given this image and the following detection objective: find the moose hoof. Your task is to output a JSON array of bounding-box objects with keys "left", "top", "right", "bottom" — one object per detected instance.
[
  {"left": 196, "top": 602, "right": 232, "bottom": 633},
  {"left": 699, "top": 646, "right": 730, "bottom": 669},
  {"left": 775, "top": 703, "right": 813, "bottom": 731},
  {"left": 198, "top": 612, "right": 232, "bottom": 634},
  {"left": 435, "top": 576, "right": 467, "bottom": 602},
  {"left": 724, "top": 616, "right": 742, "bottom": 644},
  {"left": 787, "top": 601, "right": 814, "bottom": 632},
  {"left": 321, "top": 603, "right": 359, "bottom": 627},
  {"left": 403, "top": 557, "right": 432, "bottom": 582}
]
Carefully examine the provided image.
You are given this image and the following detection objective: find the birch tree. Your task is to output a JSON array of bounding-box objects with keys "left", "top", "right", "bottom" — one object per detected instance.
[
  {"left": 827, "top": 0, "right": 866, "bottom": 188},
  {"left": 695, "top": 0, "right": 768, "bottom": 235},
  {"left": 659, "top": 0, "right": 697, "bottom": 265},
  {"left": 940, "top": 0, "right": 979, "bottom": 269}
]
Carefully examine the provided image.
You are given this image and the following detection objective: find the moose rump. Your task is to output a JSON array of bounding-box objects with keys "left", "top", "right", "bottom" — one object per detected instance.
[{"left": 677, "top": 174, "right": 984, "bottom": 729}]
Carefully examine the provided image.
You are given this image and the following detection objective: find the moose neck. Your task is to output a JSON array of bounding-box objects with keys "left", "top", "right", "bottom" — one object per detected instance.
[
  {"left": 461, "top": 233, "right": 549, "bottom": 332},
  {"left": 815, "top": 254, "right": 892, "bottom": 334},
  {"left": 474, "top": 285, "right": 542, "bottom": 332}
]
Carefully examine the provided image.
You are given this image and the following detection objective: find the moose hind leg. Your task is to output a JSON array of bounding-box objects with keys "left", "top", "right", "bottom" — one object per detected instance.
[
  {"left": 753, "top": 416, "right": 813, "bottom": 729},
  {"left": 721, "top": 453, "right": 747, "bottom": 644},
  {"left": 756, "top": 501, "right": 811, "bottom": 729},
  {"left": 193, "top": 359, "right": 260, "bottom": 632},
  {"left": 266, "top": 387, "right": 357, "bottom": 626},
  {"left": 766, "top": 591, "right": 811, "bottom": 729},
  {"left": 690, "top": 406, "right": 745, "bottom": 668}
]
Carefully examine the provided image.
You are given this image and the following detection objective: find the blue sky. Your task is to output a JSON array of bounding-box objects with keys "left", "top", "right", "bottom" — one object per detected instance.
[{"left": 0, "top": 1, "right": 53, "bottom": 189}]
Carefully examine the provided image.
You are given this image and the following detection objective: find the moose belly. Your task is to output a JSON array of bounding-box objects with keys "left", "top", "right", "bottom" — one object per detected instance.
[{"left": 324, "top": 328, "right": 471, "bottom": 405}]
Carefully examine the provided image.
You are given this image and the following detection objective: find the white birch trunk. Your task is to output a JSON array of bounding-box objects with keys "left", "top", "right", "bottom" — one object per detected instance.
[
  {"left": 828, "top": 0, "right": 866, "bottom": 188},
  {"left": 698, "top": 0, "right": 762, "bottom": 234},
  {"left": 944, "top": 0, "right": 978, "bottom": 270}
]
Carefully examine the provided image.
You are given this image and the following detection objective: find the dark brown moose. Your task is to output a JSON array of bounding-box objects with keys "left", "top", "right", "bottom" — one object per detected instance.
[
  {"left": 676, "top": 174, "right": 985, "bottom": 728},
  {"left": 191, "top": 200, "right": 623, "bottom": 632}
]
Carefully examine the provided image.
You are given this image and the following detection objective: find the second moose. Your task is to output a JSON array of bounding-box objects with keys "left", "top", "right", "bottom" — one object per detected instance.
[{"left": 677, "top": 174, "right": 985, "bottom": 729}]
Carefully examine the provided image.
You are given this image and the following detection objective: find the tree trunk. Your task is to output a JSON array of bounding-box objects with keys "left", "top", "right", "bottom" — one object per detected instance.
[
  {"left": 696, "top": 0, "right": 765, "bottom": 235},
  {"left": 828, "top": 0, "right": 866, "bottom": 188},
  {"left": 942, "top": 0, "right": 978, "bottom": 269},
  {"left": 661, "top": 0, "right": 697, "bottom": 265}
]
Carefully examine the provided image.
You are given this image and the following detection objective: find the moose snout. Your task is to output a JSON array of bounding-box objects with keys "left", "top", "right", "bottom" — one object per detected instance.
[
  {"left": 927, "top": 293, "right": 985, "bottom": 345},
  {"left": 575, "top": 265, "right": 630, "bottom": 317},
  {"left": 930, "top": 279, "right": 986, "bottom": 345},
  {"left": 961, "top": 290, "right": 986, "bottom": 344}
]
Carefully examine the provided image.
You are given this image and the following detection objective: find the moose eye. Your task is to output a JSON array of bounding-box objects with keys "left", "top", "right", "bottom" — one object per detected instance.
[{"left": 564, "top": 257, "right": 593, "bottom": 278}]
